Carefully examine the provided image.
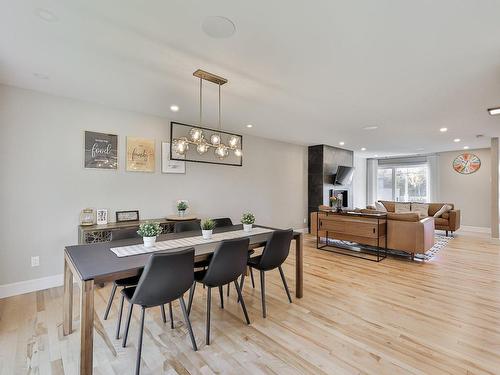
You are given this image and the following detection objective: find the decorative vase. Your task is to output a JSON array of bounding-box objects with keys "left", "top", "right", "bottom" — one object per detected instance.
[
  {"left": 143, "top": 236, "right": 156, "bottom": 248},
  {"left": 202, "top": 229, "right": 213, "bottom": 240},
  {"left": 243, "top": 223, "right": 253, "bottom": 232},
  {"left": 336, "top": 199, "right": 343, "bottom": 213},
  {"left": 178, "top": 210, "right": 186, "bottom": 217}
]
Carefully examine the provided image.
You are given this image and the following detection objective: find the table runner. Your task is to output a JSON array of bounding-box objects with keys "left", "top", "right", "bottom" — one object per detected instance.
[{"left": 110, "top": 227, "right": 274, "bottom": 258}]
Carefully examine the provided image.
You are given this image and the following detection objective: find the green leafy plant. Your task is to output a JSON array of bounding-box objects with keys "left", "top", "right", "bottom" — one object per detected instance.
[
  {"left": 177, "top": 200, "right": 188, "bottom": 211},
  {"left": 201, "top": 218, "right": 216, "bottom": 230},
  {"left": 137, "top": 222, "right": 163, "bottom": 237},
  {"left": 241, "top": 212, "right": 255, "bottom": 225}
]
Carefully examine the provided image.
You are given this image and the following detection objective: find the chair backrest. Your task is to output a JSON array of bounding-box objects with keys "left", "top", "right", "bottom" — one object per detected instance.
[
  {"left": 202, "top": 238, "right": 249, "bottom": 287},
  {"left": 174, "top": 221, "right": 200, "bottom": 233},
  {"left": 213, "top": 217, "right": 233, "bottom": 228},
  {"left": 111, "top": 228, "right": 141, "bottom": 241},
  {"left": 258, "top": 229, "right": 293, "bottom": 270},
  {"left": 131, "top": 248, "right": 194, "bottom": 307}
]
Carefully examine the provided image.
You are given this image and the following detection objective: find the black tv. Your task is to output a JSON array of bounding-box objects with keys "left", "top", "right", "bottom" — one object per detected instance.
[{"left": 333, "top": 166, "right": 354, "bottom": 185}]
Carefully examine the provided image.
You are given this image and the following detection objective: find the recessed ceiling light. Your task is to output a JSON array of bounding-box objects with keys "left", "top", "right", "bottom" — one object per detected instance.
[
  {"left": 35, "top": 8, "right": 58, "bottom": 22},
  {"left": 339, "top": 141, "right": 345, "bottom": 146},
  {"left": 363, "top": 126, "right": 378, "bottom": 130},
  {"left": 453, "top": 138, "right": 461, "bottom": 143},
  {"left": 440, "top": 127, "right": 448, "bottom": 132},
  {"left": 361, "top": 147, "right": 367, "bottom": 151},
  {"left": 488, "top": 107, "right": 500, "bottom": 115},
  {"left": 374, "top": 154, "right": 379, "bottom": 157},
  {"left": 202, "top": 16, "right": 236, "bottom": 38},
  {"left": 170, "top": 105, "right": 179, "bottom": 112},
  {"left": 246, "top": 124, "right": 253, "bottom": 128},
  {"left": 464, "top": 146, "right": 470, "bottom": 150},
  {"left": 33, "top": 73, "right": 49, "bottom": 80}
]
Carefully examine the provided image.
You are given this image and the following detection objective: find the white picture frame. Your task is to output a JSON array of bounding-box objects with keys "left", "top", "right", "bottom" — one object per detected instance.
[
  {"left": 96, "top": 209, "right": 108, "bottom": 225},
  {"left": 162, "top": 142, "right": 186, "bottom": 174}
]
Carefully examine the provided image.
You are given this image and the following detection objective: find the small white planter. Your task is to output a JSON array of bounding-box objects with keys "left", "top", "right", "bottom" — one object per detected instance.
[
  {"left": 243, "top": 223, "right": 253, "bottom": 232},
  {"left": 178, "top": 210, "right": 186, "bottom": 217},
  {"left": 202, "top": 230, "right": 213, "bottom": 240},
  {"left": 143, "top": 236, "right": 156, "bottom": 248}
]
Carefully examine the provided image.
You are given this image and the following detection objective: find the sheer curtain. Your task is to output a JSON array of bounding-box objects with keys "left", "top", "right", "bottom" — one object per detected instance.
[
  {"left": 427, "top": 154, "right": 439, "bottom": 202},
  {"left": 366, "top": 158, "right": 378, "bottom": 206}
]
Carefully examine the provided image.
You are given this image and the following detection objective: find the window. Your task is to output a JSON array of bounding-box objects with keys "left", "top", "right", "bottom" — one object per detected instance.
[{"left": 377, "top": 164, "right": 429, "bottom": 202}]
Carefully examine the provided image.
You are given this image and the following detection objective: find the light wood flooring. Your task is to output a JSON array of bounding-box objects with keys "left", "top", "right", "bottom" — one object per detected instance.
[{"left": 1, "top": 231, "right": 500, "bottom": 375}]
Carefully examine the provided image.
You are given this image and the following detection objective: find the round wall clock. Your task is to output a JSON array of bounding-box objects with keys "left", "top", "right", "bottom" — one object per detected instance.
[{"left": 452, "top": 153, "right": 481, "bottom": 174}]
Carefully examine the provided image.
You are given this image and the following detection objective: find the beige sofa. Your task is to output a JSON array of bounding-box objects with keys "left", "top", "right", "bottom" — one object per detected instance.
[{"left": 375, "top": 201, "right": 461, "bottom": 236}]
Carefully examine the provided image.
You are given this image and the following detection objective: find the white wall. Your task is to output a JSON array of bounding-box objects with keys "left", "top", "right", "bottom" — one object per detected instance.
[
  {"left": 353, "top": 154, "right": 367, "bottom": 208},
  {"left": 437, "top": 148, "right": 490, "bottom": 228},
  {"left": 0, "top": 85, "right": 308, "bottom": 286}
]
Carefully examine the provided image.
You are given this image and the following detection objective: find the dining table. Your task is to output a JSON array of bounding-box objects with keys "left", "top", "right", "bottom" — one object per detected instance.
[{"left": 62, "top": 224, "right": 303, "bottom": 375}]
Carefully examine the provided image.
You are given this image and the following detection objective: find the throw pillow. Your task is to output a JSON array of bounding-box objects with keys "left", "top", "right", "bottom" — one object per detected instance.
[
  {"left": 434, "top": 204, "right": 452, "bottom": 218},
  {"left": 375, "top": 201, "right": 388, "bottom": 212},
  {"left": 395, "top": 203, "right": 411, "bottom": 213},
  {"left": 411, "top": 203, "right": 429, "bottom": 218}
]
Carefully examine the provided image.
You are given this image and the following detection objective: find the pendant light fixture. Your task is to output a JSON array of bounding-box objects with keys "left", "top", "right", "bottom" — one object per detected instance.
[{"left": 172, "top": 69, "right": 242, "bottom": 161}]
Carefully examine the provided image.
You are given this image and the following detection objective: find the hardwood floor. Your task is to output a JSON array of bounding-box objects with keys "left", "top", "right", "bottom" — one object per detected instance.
[{"left": 1, "top": 230, "right": 500, "bottom": 375}]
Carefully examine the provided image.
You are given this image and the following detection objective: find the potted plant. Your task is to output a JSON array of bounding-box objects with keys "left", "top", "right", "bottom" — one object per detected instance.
[
  {"left": 201, "top": 218, "right": 215, "bottom": 240},
  {"left": 241, "top": 212, "right": 255, "bottom": 232},
  {"left": 137, "top": 222, "right": 163, "bottom": 248},
  {"left": 177, "top": 200, "right": 189, "bottom": 217},
  {"left": 330, "top": 194, "right": 343, "bottom": 213}
]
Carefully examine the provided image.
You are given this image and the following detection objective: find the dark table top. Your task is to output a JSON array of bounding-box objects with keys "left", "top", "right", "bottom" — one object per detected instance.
[{"left": 65, "top": 224, "right": 299, "bottom": 282}]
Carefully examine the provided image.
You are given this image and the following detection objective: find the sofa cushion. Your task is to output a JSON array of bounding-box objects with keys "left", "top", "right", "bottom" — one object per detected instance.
[
  {"left": 434, "top": 217, "right": 449, "bottom": 227},
  {"left": 429, "top": 203, "right": 454, "bottom": 216},
  {"left": 375, "top": 201, "right": 388, "bottom": 212},
  {"left": 433, "top": 204, "right": 452, "bottom": 218},
  {"left": 441, "top": 212, "right": 450, "bottom": 219},
  {"left": 395, "top": 203, "right": 411, "bottom": 213},
  {"left": 379, "top": 201, "right": 395, "bottom": 212},
  {"left": 411, "top": 203, "right": 429, "bottom": 218},
  {"left": 387, "top": 212, "right": 420, "bottom": 222}
]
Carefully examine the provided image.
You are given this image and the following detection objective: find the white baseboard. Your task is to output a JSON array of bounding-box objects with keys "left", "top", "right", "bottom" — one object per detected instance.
[
  {"left": 459, "top": 225, "right": 491, "bottom": 234},
  {"left": 0, "top": 274, "right": 64, "bottom": 299}
]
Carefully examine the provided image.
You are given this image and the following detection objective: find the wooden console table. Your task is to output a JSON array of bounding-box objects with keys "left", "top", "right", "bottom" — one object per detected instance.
[
  {"left": 78, "top": 217, "right": 199, "bottom": 244},
  {"left": 315, "top": 210, "right": 387, "bottom": 262}
]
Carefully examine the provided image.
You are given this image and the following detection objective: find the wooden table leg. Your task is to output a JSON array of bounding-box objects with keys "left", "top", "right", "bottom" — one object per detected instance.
[
  {"left": 295, "top": 233, "right": 303, "bottom": 298},
  {"left": 63, "top": 255, "right": 73, "bottom": 335},
  {"left": 80, "top": 279, "right": 94, "bottom": 375}
]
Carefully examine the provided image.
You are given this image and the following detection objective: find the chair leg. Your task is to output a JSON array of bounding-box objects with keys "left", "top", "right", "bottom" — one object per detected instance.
[
  {"left": 260, "top": 270, "right": 266, "bottom": 318},
  {"left": 104, "top": 283, "right": 117, "bottom": 320},
  {"left": 237, "top": 274, "right": 245, "bottom": 303},
  {"left": 249, "top": 267, "right": 255, "bottom": 288},
  {"left": 206, "top": 286, "right": 212, "bottom": 345},
  {"left": 122, "top": 302, "right": 134, "bottom": 347},
  {"left": 226, "top": 283, "right": 230, "bottom": 297},
  {"left": 169, "top": 302, "right": 174, "bottom": 329},
  {"left": 278, "top": 266, "right": 292, "bottom": 303},
  {"left": 446, "top": 230, "right": 449, "bottom": 236},
  {"left": 218, "top": 285, "right": 224, "bottom": 309},
  {"left": 160, "top": 305, "right": 167, "bottom": 323},
  {"left": 187, "top": 281, "right": 196, "bottom": 316},
  {"left": 233, "top": 280, "right": 250, "bottom": 324},
  {"left": 115, "top": 294, "right": 125, "bottom": 339},
  {"left": 135, "top": 307, "right": 146, "bottom": 375},
  {"left": 179, "top": 296, "right": 198, "bottom": 351}
]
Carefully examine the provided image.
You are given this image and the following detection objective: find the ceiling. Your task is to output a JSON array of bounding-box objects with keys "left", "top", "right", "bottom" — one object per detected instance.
[{"left": 1, "top": 0, "right": 500, "bottom": 156}]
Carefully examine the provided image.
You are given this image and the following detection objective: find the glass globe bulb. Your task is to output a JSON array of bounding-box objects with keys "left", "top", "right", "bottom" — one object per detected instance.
[
  {"left": 189, "top": 128, "right": 203, "bottom": 142},
  {"left": 173, "top": 137, "right": 188, "bottom": 155},
  {"left": 210, "top": 133, "right": 221, "bottom": 146},
  {"left": 214, "top": 144, "right": 228, "bottom": 159},
  {"left": 234, "top": 148, "right": 242, "bottom": 157},
  {"left": 228, "top": 135, "right": 239, "bottom": 149},
  {"left": 196, "top": 140, "right": 209, "bottom": 155}
]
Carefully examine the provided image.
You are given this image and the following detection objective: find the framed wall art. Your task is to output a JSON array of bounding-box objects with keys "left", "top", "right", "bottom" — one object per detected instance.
[
  {"left": 96, "top": 209, "right": 108, "bottom": 225},
  {"left": 116, "top": 210, "right": 140, "bottom": 222},
  {"left": 452, "top": 153, "right": 481, "bottom": 174},
  {"left": 126, "top": 137, "right": 155, "bottom": 172},
  {"left": 162, "top": 142, "right": 185, "bottom": 174},
  {"left": 84, "top": 131, "right": 118, "bottom": 169}
]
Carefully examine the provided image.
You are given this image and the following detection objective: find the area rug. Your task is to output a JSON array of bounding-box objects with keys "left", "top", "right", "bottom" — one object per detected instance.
[{"left": 323, "top": 234, "right": 452, "bottom": 261}]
